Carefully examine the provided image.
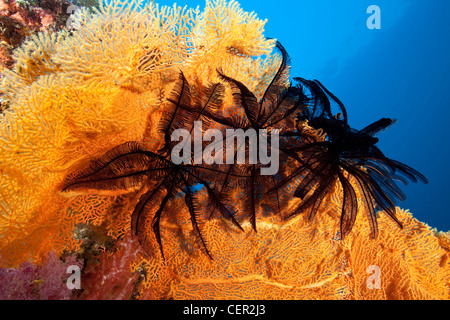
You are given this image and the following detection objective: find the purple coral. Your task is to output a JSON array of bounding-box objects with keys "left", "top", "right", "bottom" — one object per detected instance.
[{"left": 0, "top": 251, "right": 83, "bottom": 300}]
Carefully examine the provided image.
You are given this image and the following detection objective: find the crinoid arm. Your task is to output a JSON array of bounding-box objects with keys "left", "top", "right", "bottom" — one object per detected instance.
[
  {"left": 158, "top": 71, "right": 194, "bottom": 154},
  {"left": 358, "top": 118, "right": 397, "bottom": 136},
  {"left": 336, "top": 169, "right": 358, "bottom": 239},
  {"left": 165, "top": 71, "right": 233, "bottom": 129},
  {"left": 216, "top": 41, "right": 299, "bottom": 132},
  {"left": 60, "top": 141, "right": 167, "bottom": 196},
  {"left": 130, "top": 175, "right": 175, "bottom": 260},
  {"left": 182, "top": 176, "right": 213, "bottom": 260},
  {"left": 293, "top": 77, "right": 335, "bottom": 121}
]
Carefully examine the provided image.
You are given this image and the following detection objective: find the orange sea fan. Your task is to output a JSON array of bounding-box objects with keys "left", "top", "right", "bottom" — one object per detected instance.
[
  {"left": 129, "top": 197, "right": 448, "bottom": 300},
  {"left": 0, "top": 0, "right": 282, "bottom": 267}
]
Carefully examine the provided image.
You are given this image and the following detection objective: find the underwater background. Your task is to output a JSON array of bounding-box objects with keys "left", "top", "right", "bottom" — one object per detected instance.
[
  {"left": 0, "top": 0, "right": 448, "bottom": 301},
  {"left": 161, "top": 0, "right": 450, "bottom": 231}
]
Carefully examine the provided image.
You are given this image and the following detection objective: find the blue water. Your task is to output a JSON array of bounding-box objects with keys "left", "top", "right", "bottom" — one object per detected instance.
[{"left": 156, "top": 0, "right": 450, "bottom": 231}]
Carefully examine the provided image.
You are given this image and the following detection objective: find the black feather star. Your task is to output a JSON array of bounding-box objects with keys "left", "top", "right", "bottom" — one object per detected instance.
[
  {"left": 178, "top": 41, "right": 306, "bottom": 231},
  {"left": 272, "top": 77, "right": 428, "bottom": 239},
  {"left": 60, "top": 72, "right": 245, "bottom": 260}
]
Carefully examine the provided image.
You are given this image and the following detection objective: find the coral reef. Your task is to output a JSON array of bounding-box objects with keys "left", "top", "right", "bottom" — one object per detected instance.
[
  {"left": 0, "top": 251, "right": 82, "bottom": 299},
  {"left": 0, "top": 0, "right": 448, "bottom": 300},
  {"left": 72, "top": 232, "right": 144, "bottom": 300},
  {"left": 0, "top": 0, "right": 78, "bottom": 71}
]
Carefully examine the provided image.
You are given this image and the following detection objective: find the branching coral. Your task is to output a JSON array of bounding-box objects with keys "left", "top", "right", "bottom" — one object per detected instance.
[{"left": 185, "top": 0, "right": 278, "bottom": 89}]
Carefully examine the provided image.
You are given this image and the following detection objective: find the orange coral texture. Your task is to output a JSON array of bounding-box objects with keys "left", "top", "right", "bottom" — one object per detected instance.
[
  {"left": 133, "top": 202, "right": 450, "bottom": 300},
  {"left": 0, "top": 0, "right": 448, "bottom": 299}
]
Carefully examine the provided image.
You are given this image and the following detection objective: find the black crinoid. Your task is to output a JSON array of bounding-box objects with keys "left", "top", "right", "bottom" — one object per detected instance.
[
  {"left": 271, "top": 77, "right": 429, "bottom": 239},
  {"left": 60, "top": 73, "right": 246, "bottom": 260},
  {"left": 179, "top": 41, "right": 308, "bottom": 231}
]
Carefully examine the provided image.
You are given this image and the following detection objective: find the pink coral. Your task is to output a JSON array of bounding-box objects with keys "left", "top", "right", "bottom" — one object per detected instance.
[
  {"left": 0, "top": 0, "right": 72, "bottom": 70},
  {"left": 0, "top": 251, "right": 83, "bottom": 300},
  {"left": 73, "top": 232, "right": 145, "bottom": 300}
]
